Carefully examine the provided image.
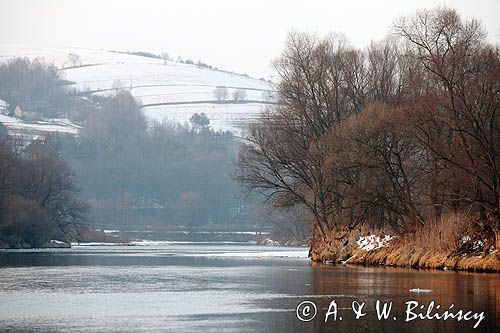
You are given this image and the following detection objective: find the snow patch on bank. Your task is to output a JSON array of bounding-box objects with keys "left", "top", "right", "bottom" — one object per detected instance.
[
  {"left": 49, "top": 240, "right": 66, "bottom": 245},
  {"left": 409, "top": 288, "right": 432, "bottom": 293},
  {"left": 357, "top": 235, "right": 394, "bottom": 251},
  {"left": 70, "top": 242, "right": 131, "bottom": 246}
]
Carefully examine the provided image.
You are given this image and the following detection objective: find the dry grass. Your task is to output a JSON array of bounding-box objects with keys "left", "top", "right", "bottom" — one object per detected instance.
[
  {"left": 310, "top": 213, "right": 500, "bottom": 272},
  {"left": 412, "top": 213, "right": 472, "bottom": 252},
  {"left": 348, "top": 245, "right": 500, "bottom": 272}
]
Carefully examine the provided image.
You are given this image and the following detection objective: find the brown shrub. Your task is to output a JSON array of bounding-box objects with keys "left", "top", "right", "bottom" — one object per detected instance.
[{"left": 411, "top": 213, "right": 472, "bottom": 252}]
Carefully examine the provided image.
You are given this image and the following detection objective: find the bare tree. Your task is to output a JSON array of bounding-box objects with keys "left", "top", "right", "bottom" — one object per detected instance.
[
  {"left": 174, "top": 192, "right": 206, "bottom": 228},
  {"left": 323, "top": 102, "right": 429, "bottom": 231},
  {"left": 395, "top": 7, "right": 500, "bottom": 249},
  {"left": 161, "top": 52, "right": 170, "bottom": 65},
  {"left": 269, "top": 206, "right": 311, "bottom": 242},
  {"left": 237, "top": 33, "right": 360, "bottom": 257},
  {"left": 237, "top": 19, "right": 500, "bottom": 259},
  {"left": 112, "top": 79, "right": 123, "bottom": 91},
  {"left": 232, "top": 89, "right": 247, "bottom": 102},
  {"left": 0, "top": 138, "right": 88, "bottom": 246},
  {"left": 237, "top": 32, "right": 358, "bottom": 255},
  {"left": 0, "top": 137, "right": 21, "bottom": 219},
  {"left": 213, "top": 86, "right": 228, "bottom": 101},
  {"left": 68, "top": 53, "right": 81, "bottom": 67}
]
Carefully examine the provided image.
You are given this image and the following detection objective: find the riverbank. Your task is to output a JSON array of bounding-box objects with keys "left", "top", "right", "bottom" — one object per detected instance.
[
  {"left": 310, "top": 239, "right": 500, "bottom": 273},
  {"left": 347, "top": 245, "right": 500, "bottom": 272},
  {"left": 256, "top": 235, "right": 306, "bottom": 246},
  {"left": 0, "top": 239, "right": 71, "bottom": 249},
  {"left": 0, "top": 226, "right": 129, "bottom": 249}
]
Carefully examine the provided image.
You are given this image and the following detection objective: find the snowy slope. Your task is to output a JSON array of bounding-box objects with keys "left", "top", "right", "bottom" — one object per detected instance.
[
  {"left": 0, "top": 113, "right": 81, "bottom": 139},
  {"left": 0, "top": 45, "right": 275, "bottom": 135}
]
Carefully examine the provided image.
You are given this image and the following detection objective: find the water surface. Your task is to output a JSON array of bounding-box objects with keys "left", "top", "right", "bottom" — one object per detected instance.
[{"left": 0, "top": 243, "right": 498, "bottom": 332}]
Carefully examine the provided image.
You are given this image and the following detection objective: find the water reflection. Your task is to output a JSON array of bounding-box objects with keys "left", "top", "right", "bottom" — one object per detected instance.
[{"left": 0, "top": 244, "right": 497, "bottom": 332}]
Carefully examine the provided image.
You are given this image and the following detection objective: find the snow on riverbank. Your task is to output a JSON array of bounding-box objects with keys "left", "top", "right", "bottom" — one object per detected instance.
[{"left": 357, "top": 235, "right": 394, "bottom": 251}]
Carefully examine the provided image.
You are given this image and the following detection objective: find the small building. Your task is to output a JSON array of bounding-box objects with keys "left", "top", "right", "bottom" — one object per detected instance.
[
  {"left": 14, "top": 105, "right": 23, "bottom": 118},
  {"left": 14, "top": 100, "right": 57, "bottom": 121},
  {"left": 14, "top": 105, "right": 42, "bottom": 121},
  {"left": 0, "top": 99, "right": 7, "bottom": 115}
]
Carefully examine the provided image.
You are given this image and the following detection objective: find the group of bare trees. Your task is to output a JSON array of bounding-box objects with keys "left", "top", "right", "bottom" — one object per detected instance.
[
  {"left": 0, "top": 57, "right": 67, "bottom": 110},
  {"left": 237, "top": 7, "right": 500, "bottom": 257},
  {"left": 0, "top": 137, "right": 88, "bottom": 247},
  {"left": 214, "top": 86, "right": 229, "bottom": 101},
  {"left": 213, "top": 86, "right": 248, "bottom": 102},
  {"left": 232, "top": 89, "right": 248, "bottom": 102}
]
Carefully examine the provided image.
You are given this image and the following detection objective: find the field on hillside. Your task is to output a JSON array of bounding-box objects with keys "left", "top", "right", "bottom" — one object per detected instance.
[{"left": 0, "top": 45, "right": 275, "bottom": 136}]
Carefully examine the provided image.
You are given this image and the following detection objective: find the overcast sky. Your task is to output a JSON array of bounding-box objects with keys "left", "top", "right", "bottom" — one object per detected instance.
[{"left": 0, "top": 0, "right": 499, "bottom": 78}]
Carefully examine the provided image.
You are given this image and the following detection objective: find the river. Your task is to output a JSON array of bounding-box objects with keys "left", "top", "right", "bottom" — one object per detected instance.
[{"left": 0, "top": 242, "right": 498, "bottom": 332}]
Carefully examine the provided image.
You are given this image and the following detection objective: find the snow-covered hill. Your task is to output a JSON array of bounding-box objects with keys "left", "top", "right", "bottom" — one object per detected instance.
[{"left": 0, "top": 45, "right": 276, "bottom": 135}]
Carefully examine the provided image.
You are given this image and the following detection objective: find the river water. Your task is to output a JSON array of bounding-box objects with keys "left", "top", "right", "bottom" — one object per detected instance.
[{"left": 0, "top": 242, "right": 498, "bottom": 332}]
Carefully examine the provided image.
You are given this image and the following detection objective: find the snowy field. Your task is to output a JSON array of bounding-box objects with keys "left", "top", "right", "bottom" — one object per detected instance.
[
  {"left": 0, "top": 45, "right": 275, "bottom": 136},
  {"left": 144, "top": 103, "right": 269, "bottom": 133},
  {"left": 0, "top": 113, "right": 80, "bottom": 139}
]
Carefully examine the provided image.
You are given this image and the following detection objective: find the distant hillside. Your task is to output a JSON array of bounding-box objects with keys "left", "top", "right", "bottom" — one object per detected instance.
[
  {"left": 0, "top": 112, "right": 80, "bottom": 139},
  {"left": 0, "top": 45, "right": 276, "bottom": 135}
]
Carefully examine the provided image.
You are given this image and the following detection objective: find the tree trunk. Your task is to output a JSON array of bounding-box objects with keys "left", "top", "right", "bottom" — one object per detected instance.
[{"left": 494, "top": 224, "right": 500, "bottom": 252}]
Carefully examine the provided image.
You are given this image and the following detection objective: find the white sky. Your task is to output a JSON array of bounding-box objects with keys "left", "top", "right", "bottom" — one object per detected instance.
[{"left": 0, "top": 0, "right": 499, "bottom": 78}]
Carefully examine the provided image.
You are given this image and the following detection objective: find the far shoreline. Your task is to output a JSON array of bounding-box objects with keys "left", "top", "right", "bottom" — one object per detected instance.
[{"left": 2, "top": 237, "right": 498, "bottom": 273}]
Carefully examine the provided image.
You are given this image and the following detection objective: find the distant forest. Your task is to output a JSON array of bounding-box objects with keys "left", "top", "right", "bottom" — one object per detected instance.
[
  {"left": 0, "top": 56, "right": 263, "bottom": 247},
  {"left": 57, "top": 91, "right": 243, "bottom": 228}
]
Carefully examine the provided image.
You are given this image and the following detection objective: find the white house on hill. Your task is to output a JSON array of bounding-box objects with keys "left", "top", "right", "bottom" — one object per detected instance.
[{"left": 0, "top": 99, "right": 7, "bottom": 115}]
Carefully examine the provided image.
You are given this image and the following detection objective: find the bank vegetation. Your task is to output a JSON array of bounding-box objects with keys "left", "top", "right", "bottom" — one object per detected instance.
[{"left": 237, "top": 7, "right": 500, "bottom": 271}]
